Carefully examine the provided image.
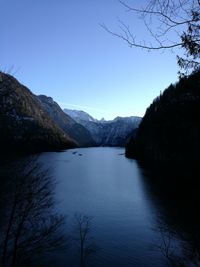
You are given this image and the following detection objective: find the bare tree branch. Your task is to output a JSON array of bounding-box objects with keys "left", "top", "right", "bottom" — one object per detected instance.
[
  {"left": 73, "top": 213, "right": 98, "bottom": 267},
  {"left": 101, "top": 23, "right": 183, "bottom": 49},
  {"left": 0, "top": 158, "right": 68, "bottom": 267},
  {"left": 102, "top": 0, "right": 200, "bottom": 74},
  {"left": 119, "top": 0, "right": 196, "bottom": 25}
]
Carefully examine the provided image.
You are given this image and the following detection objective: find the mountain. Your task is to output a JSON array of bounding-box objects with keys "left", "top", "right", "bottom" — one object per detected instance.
[
  {"left": 64, "top": 108, "right": 97, "bottom": 123},
  {"left": 64, "top": 109, "right": 142, "bottom": 146},
  {"left": 0, "top": 72, "right": 77, "bottom": 155},
  {"left": 126, "top": 70, "right": 200, "bottom": 163},
  {"left": 38, "top": 96, "right": 96, "bottom": 147}
]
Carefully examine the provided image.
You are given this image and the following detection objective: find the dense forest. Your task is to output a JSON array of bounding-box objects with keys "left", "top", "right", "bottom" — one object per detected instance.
[
  {"left": 126, "top": 70, "right": 200, "bottom": 163},
  {"left": 0, "top": 72, "right": 77, "bottom": 157}
]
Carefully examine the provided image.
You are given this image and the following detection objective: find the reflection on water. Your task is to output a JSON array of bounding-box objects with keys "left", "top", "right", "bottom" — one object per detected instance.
[
  {"left": 1, "top": 148, "right": 200, "bottom": 267},
  {"left": 138, "top": 161, "right": 200, "bottom": 267},
  {"left": 138, "top": 161, "right": 200, "bottom": 233},
  {"left": 0, "top": 157, "right": 68, "bottom": 267}
]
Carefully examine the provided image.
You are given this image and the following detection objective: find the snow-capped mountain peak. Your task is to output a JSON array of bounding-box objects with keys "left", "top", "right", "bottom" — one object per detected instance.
[{"left": 64, "top": 108, "right": 142, "bottom": 147}]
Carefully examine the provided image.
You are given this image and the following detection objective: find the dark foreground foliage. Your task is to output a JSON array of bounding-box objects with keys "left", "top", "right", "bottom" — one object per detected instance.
[
  {"left": 0, "top": 72, "right": 77, "bottom": 158},
  {"left": 0, "top": 157, "right": 68, "bottom": 267},
  {"left": 126, "top": 70, "right": 200, "bottom": 163}
]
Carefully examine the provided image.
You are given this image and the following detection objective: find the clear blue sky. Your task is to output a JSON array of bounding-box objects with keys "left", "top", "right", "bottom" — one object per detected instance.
[{"left": 0, "top": 0, "right": 180, "bottom": 119}]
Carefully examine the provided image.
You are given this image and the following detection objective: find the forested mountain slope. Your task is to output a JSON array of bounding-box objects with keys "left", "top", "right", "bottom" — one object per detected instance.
[
  {"left": 126, "top": 70, "right": 200, "bottom": 162},
  {"left": 0, "top": 72, "right": 77, "bottom": 155}
]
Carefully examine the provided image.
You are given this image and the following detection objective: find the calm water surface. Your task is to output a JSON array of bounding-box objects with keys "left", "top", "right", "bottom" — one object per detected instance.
[{"left": 39, "top": 147, "right": 181, "bottom": 267}]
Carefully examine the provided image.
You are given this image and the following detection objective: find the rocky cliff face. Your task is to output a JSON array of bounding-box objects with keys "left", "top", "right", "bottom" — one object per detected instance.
[
  {"left": 64, "top": 109, "right": 98, "bottom": 122},
  {"left": 0, "top": 72, "right": 77, "bottom": 155},
  {"left": 64, "top": 109, "right": 141, "bottom": 146},
  {"left": 126, "top": 70, "right": 200, "bottom": 163},
  {"left": 38, "top": 95, "right": 96, "bottom": 147}
]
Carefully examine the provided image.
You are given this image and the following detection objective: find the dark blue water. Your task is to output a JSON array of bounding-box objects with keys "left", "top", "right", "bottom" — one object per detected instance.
[{"left": 39, "top": 147, "right": 182, "bottom": 267}]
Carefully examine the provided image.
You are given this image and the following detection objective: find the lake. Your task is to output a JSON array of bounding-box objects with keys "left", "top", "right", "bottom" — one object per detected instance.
[{"left": 38, "top": 147, "right": 191, "bottom": 267}]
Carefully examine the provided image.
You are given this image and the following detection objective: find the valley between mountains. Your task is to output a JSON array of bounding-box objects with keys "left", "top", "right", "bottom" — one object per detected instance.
[{"left": 0, "top": 72, "right": 141, "bottom": 156}]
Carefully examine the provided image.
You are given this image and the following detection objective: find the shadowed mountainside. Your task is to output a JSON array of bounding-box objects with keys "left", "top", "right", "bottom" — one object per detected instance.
[
  {"left": 64, "top": 109, "right": 141, "bottom": 147},
  {"left": 126, "top": 70, "right": 200, "bottom": 163},
  {"left": 38, "top": 95, "right": 96, "bottom": 147},
  {"left": 0, "top": 72, "right": 77, "bottom": 156}
]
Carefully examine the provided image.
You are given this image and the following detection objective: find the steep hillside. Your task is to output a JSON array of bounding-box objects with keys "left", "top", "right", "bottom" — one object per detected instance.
[
  {"left": 38, "top": 96, "right": 96, "bottom": 147},
  {"left": 0, "top": 72, "right": 77, "bottom": 155},
  {"left": 64, "top": 108, "right": 97, "bottom": 122},
  {"left": 126, "top": 70, "right": 200, "bottom": 162},
  {"left": 64, "top": 109, "right": 141, "bottom": 146}
]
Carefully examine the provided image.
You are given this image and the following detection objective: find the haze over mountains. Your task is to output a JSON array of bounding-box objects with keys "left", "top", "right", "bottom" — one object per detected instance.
[
  {"left": 64, "top": 109, "right": 141, "bottom": 146},
  {"left": 0, "top": 72, "right": 141, "bottom": 156},
  {"left": 38, "top": 95, "right": 96, "bottom": 147}
]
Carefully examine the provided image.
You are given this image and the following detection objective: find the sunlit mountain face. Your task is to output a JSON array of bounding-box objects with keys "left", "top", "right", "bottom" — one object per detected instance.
[{"left": 64, "top": 108, "right": 142, "bottom": 146}]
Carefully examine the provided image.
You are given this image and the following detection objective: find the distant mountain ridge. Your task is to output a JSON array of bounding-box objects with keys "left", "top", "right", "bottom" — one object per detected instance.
[
  {"left": 0, "top": 73, "right": 96, "bottom": 156},
  {"left": 38, "top": 96, "right": 96, "bottom": 147},
  {"left": 0, "top": 72, "right": 77, "bottom": 155},
  {"left": 0, "top": 72, "right": 141, "bottom": 156},
  {"left": 64, "top": 109, "right": 98, "bottom": 122},
  {"left": 64, "top": 109, "right": 142, "bottom": 146}
]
